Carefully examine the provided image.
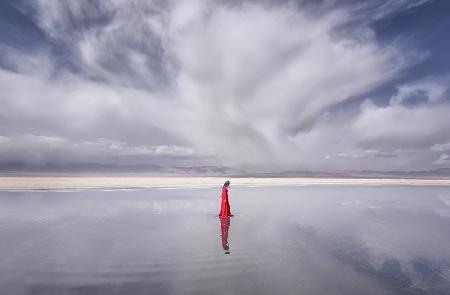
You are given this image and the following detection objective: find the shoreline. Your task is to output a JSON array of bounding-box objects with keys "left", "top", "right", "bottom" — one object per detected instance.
[{"left": 0, "top": 176, "right": 449, "bottom": 189}]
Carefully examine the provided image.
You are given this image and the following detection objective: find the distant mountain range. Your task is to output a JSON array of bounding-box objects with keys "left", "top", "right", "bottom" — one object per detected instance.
[
  {"left": 1, "top": 162, "right": 450, "bottom": 178},
  {"left": 0, "top": 162, "right": 234, "bottom": 176},
  {"left": 251, "top": 168, "right": 450, "bottom": 179}
]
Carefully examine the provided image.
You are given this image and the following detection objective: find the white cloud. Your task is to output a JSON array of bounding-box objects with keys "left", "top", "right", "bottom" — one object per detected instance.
[
  {"left": 431, "top": 142, "right": 450, "bottom": 152},
  {"left": 435, "top": 154, "right": 450, "bottom": 165},
  {"left": 0, "top": 0, "right": 447, "bottom": 171},
  {"left": 353, "top": 0, "right": 434, "bottom": 21},
  {"left": 390, "top": 76, "right": 449, "bottom": 105},
  {"left": 162, "top": 1, "right": 409, "bottom": 169},
  {"left": 352, "top": 99, "right": 450, "bottom": 148},
  {"left": 0, "top": 134, "right": 210, "bottom": 165},
  {"left": 286, "top": 76, "right": 450, "bottom": 171}
]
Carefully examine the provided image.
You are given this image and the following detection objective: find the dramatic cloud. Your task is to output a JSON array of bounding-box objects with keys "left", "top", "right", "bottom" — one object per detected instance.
[
  {"left": 0, "top": 0, "right": 448, "bottom": 172},
  {"left": 294, "top": 76, "right": 450, "bottom": 171}
]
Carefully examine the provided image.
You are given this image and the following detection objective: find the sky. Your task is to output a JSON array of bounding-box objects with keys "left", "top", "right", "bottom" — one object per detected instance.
[{"left": 0, "top": 0, "right": 449, "bottom": 173}]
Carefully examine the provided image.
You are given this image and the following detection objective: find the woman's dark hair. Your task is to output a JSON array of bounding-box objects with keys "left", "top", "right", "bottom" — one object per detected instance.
[{"left": 223, "top": 180, "right": 230, "bottom": 187}]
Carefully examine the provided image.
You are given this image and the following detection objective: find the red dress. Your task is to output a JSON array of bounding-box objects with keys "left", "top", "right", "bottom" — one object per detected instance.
[{"left": 219, "top": 186, "right": 232, "bottom": 217}]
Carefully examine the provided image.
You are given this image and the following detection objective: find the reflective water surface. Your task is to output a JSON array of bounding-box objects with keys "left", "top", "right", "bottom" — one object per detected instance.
[{"left": 1, "top": 185, "right": 450, "bottom": 295}]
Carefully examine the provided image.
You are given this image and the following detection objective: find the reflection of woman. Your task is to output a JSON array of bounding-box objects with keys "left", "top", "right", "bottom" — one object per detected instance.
[
  {"left": 219, "top": 181, "right": 233, "bottom": 217},
  {"left": 220, "top": 217, "right": 231, "bottom": 254}
]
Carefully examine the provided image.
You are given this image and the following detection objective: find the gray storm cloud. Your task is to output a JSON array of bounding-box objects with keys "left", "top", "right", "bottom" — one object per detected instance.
[{"left": 0, "top": 0, "right": 448, "bottom": 172}]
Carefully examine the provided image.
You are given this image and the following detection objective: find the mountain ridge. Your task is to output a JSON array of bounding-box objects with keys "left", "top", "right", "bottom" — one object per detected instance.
[{"left": 1, "top": 162, "right": 449, "bottom": 178}]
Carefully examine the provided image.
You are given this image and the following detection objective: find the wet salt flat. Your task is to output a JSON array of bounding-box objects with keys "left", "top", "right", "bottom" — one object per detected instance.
[{"left": 1, "top": 185, "right": 450, "bottom": 295}]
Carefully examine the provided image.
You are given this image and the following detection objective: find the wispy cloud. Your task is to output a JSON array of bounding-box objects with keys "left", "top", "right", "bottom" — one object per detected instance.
[
  {"left": 0, "top": 0, "right": 447, "bottom": 172},
  {"left": 431, "top": 142, "right": 450, "bottom": 152}
]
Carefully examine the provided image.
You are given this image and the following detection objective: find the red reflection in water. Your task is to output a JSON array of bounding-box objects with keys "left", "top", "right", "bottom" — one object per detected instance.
[{"left": 220, "top": 217, "right": 231, "bottom": 254}]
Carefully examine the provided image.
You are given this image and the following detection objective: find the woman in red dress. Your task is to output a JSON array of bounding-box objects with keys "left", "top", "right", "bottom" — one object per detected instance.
[{"left": 219, "top": 180, "right": 233, "bottom": 217}]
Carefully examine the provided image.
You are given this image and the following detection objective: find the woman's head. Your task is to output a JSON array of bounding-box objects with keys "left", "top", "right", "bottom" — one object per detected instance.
[{"left": 223, "top": 180, "right": 230, "bottom": 187}]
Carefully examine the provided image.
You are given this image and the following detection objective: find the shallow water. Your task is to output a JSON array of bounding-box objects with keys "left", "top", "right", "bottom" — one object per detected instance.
[{"left": 1, "top": 185, "right": 450, "bottom": 295}]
